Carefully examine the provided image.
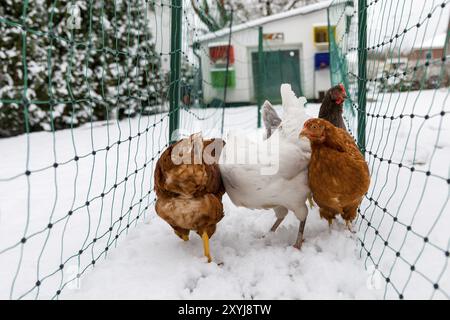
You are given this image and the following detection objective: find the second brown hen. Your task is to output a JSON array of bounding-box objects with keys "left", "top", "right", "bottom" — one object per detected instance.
[{"left": 300, "top": 118, "right": 370, "bottom": 230}]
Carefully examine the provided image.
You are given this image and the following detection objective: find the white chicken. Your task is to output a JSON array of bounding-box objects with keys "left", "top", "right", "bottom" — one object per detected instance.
[{"left": 219, "top": 84, "right": 311, "bottom": 248}]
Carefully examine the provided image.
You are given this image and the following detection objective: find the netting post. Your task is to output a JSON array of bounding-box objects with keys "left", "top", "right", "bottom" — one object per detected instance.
[
  {"left": 169, "top": 0, "right": 182, "bottom": 144},
  {"left": 357, "top": 0, "right": 367, "bottom": 153},
  {"left": 327, "top": 6, "right": 333, "bottom": 82},
  {"left": 257, "top": 26, "right": 264, "bottom": 128},
  {"left": 220, "top": 9, "right": 234, "bottom": 135}
]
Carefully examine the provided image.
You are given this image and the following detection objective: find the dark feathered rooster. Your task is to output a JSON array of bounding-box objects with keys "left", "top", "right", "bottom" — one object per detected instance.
[
  {"left": 154, "top": 133, "right": 225, "bottom": 262},
  {"left": 318, "top": 83, "right": 348, "bottom": 130}
]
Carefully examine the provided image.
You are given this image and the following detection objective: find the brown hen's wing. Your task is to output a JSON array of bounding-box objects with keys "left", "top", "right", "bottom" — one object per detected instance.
[
  {"left": 309, "top": 125, "right": 370, "bottom": 214},
  {"left": 310, "top": 149, "right": 369, "bottom": 214},
  {"left": 154, "top": 144, "right": 177, "bottom": 198},
  {"left": 202, "top": 164, "right": 225, "bottom": 197},
  {"left": 333, "top": 128, "right": 370, "bottom": 187},
  {"left": 332, "top": 127, "right": 365, "bottom": 159},
  {"left": 202, "top": 138, "right": 225, "bottom": 197}
]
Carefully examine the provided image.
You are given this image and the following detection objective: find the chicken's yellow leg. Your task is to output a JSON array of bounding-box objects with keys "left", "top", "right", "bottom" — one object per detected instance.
[
  {"left": 346, "top": 220, "right": 356, "bottom": 234},
  {"left": 201, "top": 231, "right": 212, "bottom": 263},
  {"left": 328, "top": 218, "right": 333, "bottom": 228},
  {"left": 307, "top": 192, "right": 315, "bottom": 209}
]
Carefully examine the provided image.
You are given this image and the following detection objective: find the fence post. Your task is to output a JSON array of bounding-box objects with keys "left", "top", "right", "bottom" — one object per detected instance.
[
  {"left": 169, "top": 0, "right": 182, "bottom": 144},
  {"left": 357, "top": 0, "right": 367, "bottom": 153},
  {"left": 220, "top": 9, "right": 234, "bottom": 135},
  {"left": 327, "top": 6, "right": 332, "bottom": 85},
  {"left": 257, "top": 26, "right": 264, "bottom": 128}
]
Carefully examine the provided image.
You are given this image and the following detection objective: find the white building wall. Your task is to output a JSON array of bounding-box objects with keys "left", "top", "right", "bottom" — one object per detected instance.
[
  {"left": 199, "top": 8, "right": 330, "bottom": 104},
  {"left": 315, "top": 69, "right": 332, "bottom": 96}
]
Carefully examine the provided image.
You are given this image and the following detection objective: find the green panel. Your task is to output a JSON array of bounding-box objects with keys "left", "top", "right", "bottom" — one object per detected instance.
[
  {"left": 252, "top": 50, "right": 302, "bottom": 103},
  {"left": 211, "top": 69, "right": 236, "bottom": 88},
  {"left": 257, "top": 26, "right": 263, "bottom": 128},
  {"left": 169, "top": 0, "right": 182, "bottom": 144},
  {"left": 357, "top": 0, "right": 367, "bottom": 153}
]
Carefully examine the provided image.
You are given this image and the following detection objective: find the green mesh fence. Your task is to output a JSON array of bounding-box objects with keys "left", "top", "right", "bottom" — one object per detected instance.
[
  {"left": 329, "top": 0, "right": 450, "bottom": 299},
  {"left": 0, "top": 0, "right": 227, "bottom": 299},
  {"left": 2, "top": 0, "right": 448, "bottom": 301}
]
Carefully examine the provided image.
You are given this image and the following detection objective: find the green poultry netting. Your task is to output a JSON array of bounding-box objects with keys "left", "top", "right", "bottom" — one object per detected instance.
[
  {"left": 328, "top": 0, "right": 450, "bottom": 299},
  {"left": 0, "top": 0, "right": 449, "bottom": 300},
  {"left": 0, "top": 0, "right": 226, "bottom": 299}
]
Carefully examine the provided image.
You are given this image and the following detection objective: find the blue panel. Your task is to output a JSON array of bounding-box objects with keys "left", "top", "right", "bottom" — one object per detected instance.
[{"left": 315, "top": 52, "right": 330, "bottom": 70}]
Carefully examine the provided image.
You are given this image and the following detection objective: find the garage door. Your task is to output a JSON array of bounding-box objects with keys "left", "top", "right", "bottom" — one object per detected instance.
[{"left": 251, "top": 49, "right": 302, "bottom": 104}]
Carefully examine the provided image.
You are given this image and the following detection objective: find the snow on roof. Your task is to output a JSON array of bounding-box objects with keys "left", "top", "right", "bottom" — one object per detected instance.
[
  {"left": 207, "top": 41, "right": 230, "bottom": 47},
  {"left": 196, "top": 0, "right": 333, "bottom": 43},
  {"left": 413, "top": 33, "right": 448, "bottom": 49}
]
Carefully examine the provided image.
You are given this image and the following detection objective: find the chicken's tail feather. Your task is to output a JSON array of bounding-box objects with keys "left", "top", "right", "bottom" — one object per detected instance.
[
  {"left": 262, "top": 100, "right": 281, "bottom": 140},
  {"left": 280, "top": 83, "right": 307, "bottom": 114}
]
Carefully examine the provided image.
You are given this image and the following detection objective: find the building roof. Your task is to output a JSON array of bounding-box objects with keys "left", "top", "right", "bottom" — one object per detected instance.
[
  {"left": 413, "top": 32, "right": 448, "bottom": 49},
  {"left": 196, "top": 0, "right": 332, "bottom": 43}
]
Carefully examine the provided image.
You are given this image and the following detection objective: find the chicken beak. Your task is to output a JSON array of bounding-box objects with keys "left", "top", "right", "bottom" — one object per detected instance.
[{"left": 299, "top": 128, "right": 309, "bottom": 138}]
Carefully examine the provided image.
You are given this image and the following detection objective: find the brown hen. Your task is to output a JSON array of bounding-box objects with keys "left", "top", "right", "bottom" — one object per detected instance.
[
  {"left": 154, "top": 133, "right": 225, "bottom": 262},
  {"left": 300, "top": 119, "right": 370, "bottom": 230}
]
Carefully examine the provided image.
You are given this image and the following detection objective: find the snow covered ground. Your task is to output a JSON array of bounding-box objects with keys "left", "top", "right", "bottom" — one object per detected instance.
[
  {"left": 61, "top": 199, "right": 377, "bottom": 299},
  {"left": 0, "top": 89, "right": 448, "bottom": 299}
]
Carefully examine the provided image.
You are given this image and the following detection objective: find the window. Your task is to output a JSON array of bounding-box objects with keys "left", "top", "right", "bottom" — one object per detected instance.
[
  {"left": 315, "top": 52, "right": 330, "bottom": 70},
  {"left": 209, "top": 45, "right": 234, "bottom": 65},
  {"left": 313, "top": 26, "right": 336, "bottom": 45},
  {"left": 210, "top": 68, "right": 236, "bottom": 88},
  {"left": 314, "top": 26, "right": 328, "bottom": 43},
  {"left": 209, "top": 44, "right": 236, "bottom": 88}
]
